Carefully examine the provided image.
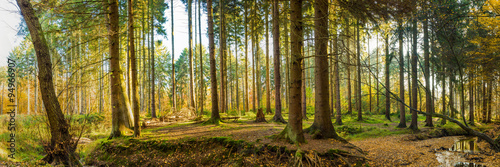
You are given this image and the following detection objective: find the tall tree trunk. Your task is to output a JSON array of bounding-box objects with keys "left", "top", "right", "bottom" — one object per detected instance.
[
  {"left": 278, "top": 0, "right": 305, "bottom": 143},
  {"left": 244, "top": 1, "right": 248, "bottom": 115},
  {"left": 424, "top": 12, "right": 433, "bottom": 127},
  {"left": 272, "top": 0, "right": 285, "bottom": 123},
  {"left": 206, "top": 0, "right": 220, "bottom": 123},
  {"left": 487, "top": 80, "right": 493, "bottom": 123},
  {"left": 346, "top": 19, "right": 352, "bottom": 115},
  {"left": 189, "top": 0, "right": 195, "bottom": 109},
  {"left": 284, "top": 1, "right": 290, "bottom": 110},
  {"left": 129, "top": 0, "right": 140, "bottom": 136},
  {"left": 356, "top": 20, "right": 362, "bottom": 121},
  {"left": 385, "top": 34, "right": 391, "bottom": 121},
  {"left": 368, "top": 33, "right": 371, "bottom": 114},
  {"left": 151, "top": 0, "right": 156, "bottom": 118},
  {"left": 199, "top": 0, "right": 203, "bottom": 115},
  {"left": 17, "top": 0, "right": 80, "bottom": 164},
  {"left": 409, "top": 18, "right": 418, "bottom": 131},
  {"left": 333, "top": 11, "right": 342, "bottom": 125},
  {"left": 220, "top": 0, "right": 226, "bottom": 114},
  {"left": 441, "top": 67, "right": 447, "bottom": 125},
  {"left": 376, "top": 34, "right": 380, "bottom": 114},
  {"left": 265, "top": 2, "right": 271, "bottom": 115},
  {"left": 171, "top": 0, "right": 176, "bottom": 112},
  {"left": 469, "top": 72, "right": 474, "bottom": 125},
  {"left": 450, "top": 75, "right": 455, "bottom": 119},
  {"left": 302, "top": 51, "right": 308, "bottom": 120},
  {"left": 397, "top": 20, "right": 406, "bottom": 128},
  {"left": 307, "top": 0, "right": 341, "bottom": 140}
]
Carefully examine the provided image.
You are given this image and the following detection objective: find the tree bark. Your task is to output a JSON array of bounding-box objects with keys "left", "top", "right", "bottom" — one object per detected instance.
[
  {"left": 272, "top": 0, "right": 285, "bottom": 123},
  {"left": 171, "top": 0, "right": 176, "bottom": 112},
  {"left": 265, "top": 2, "right": 271, "bottom": 115},
  {"left": 244, "top": 1, "right": 248, "bottom": 115},
  {"left": 423, "top": 12, "right": 433, "bottom": 127},
  {"left": 384, "top": 34, "right": 391, "bottom": 121},
  {"left": 397, "top": 20, "right": 406, "bottom": 128},
  {"left": 346, "top": 19, "right": 352, "bottom": 115},
  {"left": 356, "top": 20, "right": 362, "bottom": 121},
  {"left": 278, "top": 0, "right": 305, "bottom": 144},
  {"left": 199, "top": 0, "right": 203, "bottom": 115},
  {"left": 17, "top": 0, "right": 80, "bottom": 164},
  {"left": 409, "top": 18, "right": 418, "bottom": 131},
  {"left": 189, "top": 0, "right": 195, "bottom": 109},
  {"left": 307, "top": 0, "right": 341, "bottom": 140},
  {"left": 129, "top": 0, "right": 140, "bottom": 137},
  {"left": 151, "top": 0, "right": 156, "bottom": 118},
  {"left": 206, "top": 0, "right": 220, "bottom": 123}
]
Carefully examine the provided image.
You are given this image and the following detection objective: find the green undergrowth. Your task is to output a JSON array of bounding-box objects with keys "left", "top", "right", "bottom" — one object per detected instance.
[
  {"left": 0, "top": 113, "right": 108, "bottom": 165},
  {"left": 85, "top": 137, "right": 365, "bottom": 166}
]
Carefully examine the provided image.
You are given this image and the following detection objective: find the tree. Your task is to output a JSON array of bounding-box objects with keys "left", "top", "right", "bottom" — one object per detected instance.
[
  {"left": 129, "top": 0, "right": 140, "bottom": 137},
  {"left": 408, "top": 17, "right": 418, "bottom": 131},
  {"left": 198, "top": 0, "right": 204, "bottom": 115},
  {"left": 396, "top": 20, "right": 406, "bottom": 128},
  {"left": 188, "top": 0, "right": 195, "bottom": 109},
  {"left": 345, "top": 19, "right": 353, "bottom": 115},
  {"left": 384, "top": 34, "right": 391, "bottom": 121},
  {"left": 423, "top": 7, "right": 433, "bottom": 127},
  {"left": 332, "top": 7, "right": 341, "bottom": 125},
  {"left": 205, "top": 0, "right": 220, "bottom": 124},
  {"left": 272, "top": 0, "right": 285, "bottom": 123},
  {"left": 150, "top": 0, "right": 156, "bottom": 118},
  {"left": 306, "top": 0, "right": 342, "bottom": 140},
  {"left": 16, "top": 0, "right": 80, "bottom": 164},
  {"left": 276, "top": 0, "right": 305, "bottom": 144},
  {"left": 244, "top": 0, "right": 249, "bottom": 115},
  {"left": 265, "top": 1, "right": 272, "bottom": 115},
  {"left": 356, "top": 19, "right": 362, "bottom": 121},
  {"left": 171, "top": 0, "right": 176, "bottom": 113}
]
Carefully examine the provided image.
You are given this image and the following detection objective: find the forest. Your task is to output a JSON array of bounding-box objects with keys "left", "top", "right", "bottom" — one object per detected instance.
[{"left": 1, "top": 0, "right": 499, "bottom": 166}]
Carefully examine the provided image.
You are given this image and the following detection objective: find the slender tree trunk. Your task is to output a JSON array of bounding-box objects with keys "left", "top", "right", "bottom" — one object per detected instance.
[
  {"left": 469, "top": 72, "right": 474, "bottom": 125},
  {"left": 244, "top": 1, "right": 248, "bottom": 115},
  {"left": 302, "top": 50, "right": 308, "bottom": 120},
  {"left": 284, "top": 2, "right": 290, "bottom": 111},
  {"left": 487, "top": 80, "right": 492, "bottom": 123},
  {"left": 376, "top": 34, "right": 380, "bottom": 114},
  {"left": 206, "top": 0, "right": 220, "bottom": 123},
  {"left": 356, "top": 20, "right": 362, "bottom": 121},
  {"left": 385, "top": 34, "right": 391, "bottom": 121},
  {"left": 188, "top": 0, "right": 195, "bottom": 109},
  {"left": 129, "top": 0, "right": 140, "bottom": 136},
  {"left": 199, "top": 0, "right": 203, "bottom": 115},
  {"left": 424, "top": 13, "right": 433, "bottom": 127},
  {"left": 17, "top": 0, "right": 80, "bottom": 164},
  {"left": 220, "top": 0, "right": 226, "bottom": 114},
  {"left": 272, "top": 0, "right": 285, "bottom": 123},
  {"left": 151, "top": 0, "right": 156, "bottom": 118},
  {"left": 368, "top": 33, "right": 371, "bottom": 114},
  {"left": 346, "top": 19, "right": 352, "bottom": 115},
  {"left": 333, "top": 11, "right": 342, "bottom": 125},
  {"left": 171, "top": 0, "right": 176, "bottom": 112},
  {"left": 279, "top": 0, "right": 305, "bottom": 143},
  {"left": 409, "top": 18, "right": 418, "bottom": 131},
  {"left": 265, "top": 2, "right": 271, "bottom": 115},
  {"left": 397, "top": 20, "right": 406, "bottom": 128},
  {"left": 441, "top": 67, "right": 447, "bottom": 125}
]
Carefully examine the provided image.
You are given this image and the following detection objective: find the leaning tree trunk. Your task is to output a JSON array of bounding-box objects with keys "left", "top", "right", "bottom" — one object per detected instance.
[
  {"left": 272, "top": 0, "right": 285, "bottom": 123},
  {"left": 17, "top": 0, "right": 81, "bottom": 165}
]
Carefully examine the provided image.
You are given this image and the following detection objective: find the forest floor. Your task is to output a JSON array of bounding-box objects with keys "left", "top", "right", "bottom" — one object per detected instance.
[
  {"left": 1, "top": 111, "right": 499, "bottom": 166},
  {"left": 82, "top": 110, "right": 500, "bottom": 167}
]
